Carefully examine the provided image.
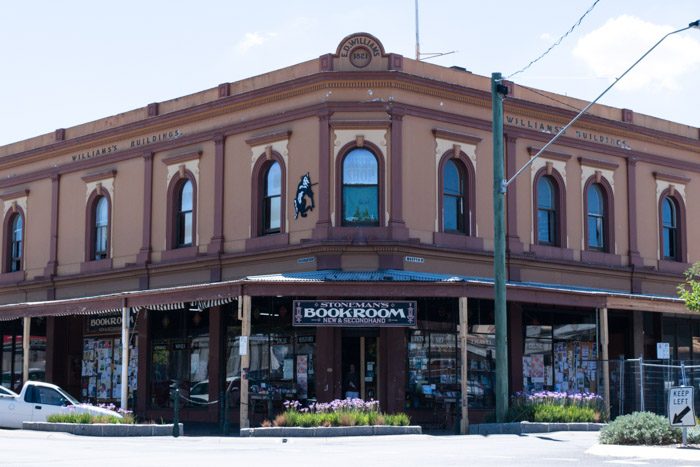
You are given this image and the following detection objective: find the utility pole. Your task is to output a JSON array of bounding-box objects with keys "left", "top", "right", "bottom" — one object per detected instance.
[{"left": 491, "top": 72, "right": 508, "bottom": 422}]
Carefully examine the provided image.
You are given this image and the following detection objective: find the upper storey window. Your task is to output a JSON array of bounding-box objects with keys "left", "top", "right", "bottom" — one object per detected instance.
[
  {"left": 176, "top": 179, "right": 194, "bottom": 248},
  {"left": 7, "top": 213, "right": 23, "bottom": 272},
  {"left": 342, "top": 148, "right": 379, "bottom": 226},
  {"left": 442, "top": 160, "right": 467, "bottom": 234},
  {"left": 586, "top": 184, "right": 605, "bottom": 251},
  {"left": 93, "top": 196, "right": 109, "bottom": 260},
  {"left": 536, "top": 175, "right": 558, "bottom": 246},
  {"left": 662, "top": 196, "right": 679, "bottom": 261},
  {"left": 263, "top": 162, "right": 282, "bottom": 234}
]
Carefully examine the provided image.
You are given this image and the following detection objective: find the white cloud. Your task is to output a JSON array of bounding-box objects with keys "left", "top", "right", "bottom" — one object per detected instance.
[
  {"left": 539, "top": 32, "right": 552, "bottom": 41},
  {"left": 235, "top": 32, "right": 278, "bottom": 54},
  {"left": 573, "top": 15, "right": 700, "bottom": 92}
]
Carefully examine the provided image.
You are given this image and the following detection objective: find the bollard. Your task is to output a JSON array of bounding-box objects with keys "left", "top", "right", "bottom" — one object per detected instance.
[{"left": 171, "top": 382, "right": 180, "bottom": 438}]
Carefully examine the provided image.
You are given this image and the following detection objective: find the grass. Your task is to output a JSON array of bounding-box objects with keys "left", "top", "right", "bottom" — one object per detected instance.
[
  {"left": 506, "top": 391, "right": 604, "bottom": 423},
  {"left": 265, "top": 398, "right": 411, "bottom": 428},
  {"left": 46, "top": 413, "right": 135, "bottom": 424}
]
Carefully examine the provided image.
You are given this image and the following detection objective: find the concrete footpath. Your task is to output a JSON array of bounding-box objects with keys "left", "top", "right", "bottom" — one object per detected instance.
[{"left": 1, "top": 428, "right": 700, "bottom": 466}]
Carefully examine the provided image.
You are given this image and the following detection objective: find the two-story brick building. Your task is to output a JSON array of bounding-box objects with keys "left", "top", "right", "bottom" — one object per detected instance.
[{"left": 0, "top": 33, "right": 697, "bottom": 430}]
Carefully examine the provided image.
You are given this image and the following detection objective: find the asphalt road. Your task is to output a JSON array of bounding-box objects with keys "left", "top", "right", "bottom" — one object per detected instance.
[{"left": 1, "top": 429, "right": 699, "bottom": 466}]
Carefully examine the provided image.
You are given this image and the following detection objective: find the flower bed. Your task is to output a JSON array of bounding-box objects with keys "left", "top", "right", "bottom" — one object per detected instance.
[
  {"left": 266, "top": 398, "right": 411, "bottom": 428},
  {"left": 47, "top": 403, "right": 135, "bottom": 424},
  {"left": 507, "top": 391, "right": 605, "bottom": 423}
]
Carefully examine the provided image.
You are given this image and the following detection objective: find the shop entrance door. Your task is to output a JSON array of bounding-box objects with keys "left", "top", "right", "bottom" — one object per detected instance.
[{"left": 341, "top": 330, "right": 379, "bottom": 400}]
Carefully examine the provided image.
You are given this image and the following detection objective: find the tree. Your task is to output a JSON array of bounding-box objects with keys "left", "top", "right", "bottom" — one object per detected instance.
[{"left": 677, "top": 262, "right": 700, "bottom": 312}]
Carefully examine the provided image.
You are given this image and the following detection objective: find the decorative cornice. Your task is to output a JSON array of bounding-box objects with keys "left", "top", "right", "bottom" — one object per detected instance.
[
  {"left": 244, "top": 130, "right": 292, "bottom": 147},
  {"left": 432, "top": 128, "right": 482, "bottom": 145},
  {"left": 81, "top": 169, "right": 117, "bottom": 183},
  {"left": 0, "top": 188, "right": 29, "bottom": 201},
  {"left": 653, "top": 171, "right": 691, "bottom": 184},
  {"left": 161, "top": 150, "right": 202, "bottom": 166},
  {"left": 528, "top": 146, "right": 571, "bottom": 162},
  {"left": 330, "top": 120, "right": 389, "bottom": 129},
  {"left": 577, "top": 157, "right": 619, "bottom": 171}
]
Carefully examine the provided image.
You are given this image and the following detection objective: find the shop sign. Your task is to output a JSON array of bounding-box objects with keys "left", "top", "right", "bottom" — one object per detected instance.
[
  {"left": 293, "top": 300, "right": 417, "bottom": 327},
  {"left": 86, "top": 311, "right": 135, "bottom": 334}
]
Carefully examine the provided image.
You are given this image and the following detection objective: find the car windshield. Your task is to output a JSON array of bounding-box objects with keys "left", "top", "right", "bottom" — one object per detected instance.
[
  {"left": 0, "top": 385, "right": 18, "bottom": 396},
  {"left": 54, "top": 387, "right": 80, "bottom": 405}
]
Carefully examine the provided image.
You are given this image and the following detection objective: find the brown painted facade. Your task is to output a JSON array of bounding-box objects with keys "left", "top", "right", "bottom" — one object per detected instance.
[{"left": 0, "top": 33, "right": 699, "bottom": 429}]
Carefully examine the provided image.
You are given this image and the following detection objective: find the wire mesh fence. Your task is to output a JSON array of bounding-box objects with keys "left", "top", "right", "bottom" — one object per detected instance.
[{"left": 606, "top": 357, "right": 700, "bottom": 420}]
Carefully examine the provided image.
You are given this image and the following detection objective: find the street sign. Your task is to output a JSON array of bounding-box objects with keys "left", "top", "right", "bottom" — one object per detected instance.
[
  {"left": 669, "top": 386, "right": 696, "bottom": 427},
  {"left": 657, "top": 342, "right": 670, "bottom": 359}
]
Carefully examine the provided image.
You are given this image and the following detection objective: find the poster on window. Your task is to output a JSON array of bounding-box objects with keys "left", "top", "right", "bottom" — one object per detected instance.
[
  {"left": 530, "top": 354, "right": 545, "bottom": 383},
  {"left": 81, "top": 336, "right": 139, "bottom": 402}
]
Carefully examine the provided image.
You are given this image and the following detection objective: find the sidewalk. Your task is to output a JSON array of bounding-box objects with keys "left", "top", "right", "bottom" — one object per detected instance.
[{"left": 588, "top": 442, "right": 700, "bottom": 462}]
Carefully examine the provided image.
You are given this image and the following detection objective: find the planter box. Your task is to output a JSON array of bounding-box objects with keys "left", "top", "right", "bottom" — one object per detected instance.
[
  {"left": 241, "top": 425, "right": 422, "bottom": 437},
  {"left": 468, "top": 421, "right": 605, "bottom": 435},
  {"left": 23, "top": 422, "right": 183, "bottom": 437}
]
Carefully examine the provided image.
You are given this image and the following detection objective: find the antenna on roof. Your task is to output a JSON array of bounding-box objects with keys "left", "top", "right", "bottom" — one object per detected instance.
[{"left": 415, "top": 0, "right": 456, "bottom": 61}]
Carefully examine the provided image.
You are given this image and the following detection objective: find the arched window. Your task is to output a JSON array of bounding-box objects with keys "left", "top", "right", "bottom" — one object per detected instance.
[
  {"left": 586, "top": 184, "right": 605, "bottom": 250},
  {"left": 7, "top": 213, "right": 23, "bottom": 272},
  {"left": 536, "top": 175, "right": 558, "bottom": 245},
  {"left": 176, "top": 179, "right": 193, "bottom": 247},
  {"left": 93, "top": 196, "right": 109, "bottom": 260},
  {"left": 662, "top": 196, "right": 679, "bottom": 260},
  {"left": 263, "top": 162, "right": 281, "bottom": 234},
  {"left": 342, "top": 148, "right": 379, "bottom": 226},
  {"left": 443, "top": 160, "right": 466, "bottom": 234}
]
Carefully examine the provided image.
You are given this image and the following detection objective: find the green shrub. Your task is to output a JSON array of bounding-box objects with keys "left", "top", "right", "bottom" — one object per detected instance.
[
  {"left": 600, "top": 412, "right": 680, "bottom": 445},
  {"left": 269, "top": 398, "right": 410, "bottom": 427},
  {"left": 533, "top": 404, "right": 597, "bottom": 423},
  {"left": 46, "top": 413, "right": 134, "bottom": 424},
  {"left": 506, "top": 391, "right": 603, "bottom": 423}
]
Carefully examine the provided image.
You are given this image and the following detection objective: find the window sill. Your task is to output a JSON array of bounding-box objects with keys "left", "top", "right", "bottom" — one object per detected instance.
[
  {"left": 80, "top": 258, "right": 113, "bottom": 274},
  {"left": 658, "top": 259, "right": 690, "bottom": 274},
  {"left": 160, "top": 246, "right": 199, "bottom": 262},
  {"left": 433, "top": 232, "right": 484, "bottom": 250},
  {"left": 530, "top": 244, "right": 575, "bottom": 261},
  {"left": 580, "top": 250, "right": 622, "bottom": 267},
  {"left": 0, "top": 269, "right": 25, "bottom": 285},
  {"left": 245, "top": 233, "right": 290, "bottom": 251}
]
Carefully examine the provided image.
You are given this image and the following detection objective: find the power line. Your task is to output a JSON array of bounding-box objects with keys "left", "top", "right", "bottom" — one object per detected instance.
[
  {"left": 517, "top": 83, "right": 584, "bottom": 112},
  {"left": 507, "top": 0, "right": 602, "bottom": 79}
]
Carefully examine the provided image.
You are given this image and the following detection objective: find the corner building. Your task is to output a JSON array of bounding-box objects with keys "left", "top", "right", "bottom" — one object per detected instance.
[{"left": 0, "top": 33, "right": 698, "bottom": 430}]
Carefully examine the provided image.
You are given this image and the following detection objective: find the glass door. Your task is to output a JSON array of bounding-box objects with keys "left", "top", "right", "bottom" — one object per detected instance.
[
  {"left": 342, "top": 332, "right": 380, "bottom": 401},
  {"left": 361, "top": 336, "right": 378, "bottom": 400}
]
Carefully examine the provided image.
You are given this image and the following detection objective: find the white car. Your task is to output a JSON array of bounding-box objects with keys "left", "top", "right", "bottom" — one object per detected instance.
[{"left": 0, "top": 381, "right": 122, "bottom": 429}]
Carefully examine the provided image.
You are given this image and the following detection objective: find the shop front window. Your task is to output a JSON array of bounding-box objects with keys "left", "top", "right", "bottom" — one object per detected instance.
[
  {"left": 522, "top": 309, "right": 597, "bottom": 393},
  {"left": 1, "top": 318, "right": 46, "bottom": 393},
  {"left": 150, "top": 307, "right": 209, "bottom": 408},
  {"left": 247, "top": 298, "right": 315, "bottom": 420},
  {"left": 81, "top": 336, "right": 137, "bottom": 403}
]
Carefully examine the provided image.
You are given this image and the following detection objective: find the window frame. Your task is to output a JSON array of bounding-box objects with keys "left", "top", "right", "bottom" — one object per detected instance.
[
  {"left": 251, "top": 152, "right": 287, "bottom": 238},
  {"left": 659, "top": 190, "right": 685, "bottom": 263},
  {"left": 582, "top": 177, "right": 614, "bottom": 253},
  {"left": 85, "top": 190, "right": 112, "bottom": 262},
  {"left": 166, "top": 171, "right": 198, "bottom": 251},
  {"left": 533, "top": 171, "right": 564, "bottom": 247},
  {"left": 437, "top": 151, "right": 475, "bottom": 236},
  {"left": 336, "top": 144, "right": 385, "bottom": 228},
  {"left": 3, "top": 208, "right": 25, "bottom": 274}
]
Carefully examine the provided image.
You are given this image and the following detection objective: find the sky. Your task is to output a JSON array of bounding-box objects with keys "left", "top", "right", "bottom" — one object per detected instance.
[{"left": 1, "top": 1, "right": 699, "bottom": 147}]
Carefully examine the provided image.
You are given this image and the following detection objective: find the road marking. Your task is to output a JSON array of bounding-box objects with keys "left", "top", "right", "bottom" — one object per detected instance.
[{"left": 604, "top": 461, "right": 648, "bottom": 465}]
